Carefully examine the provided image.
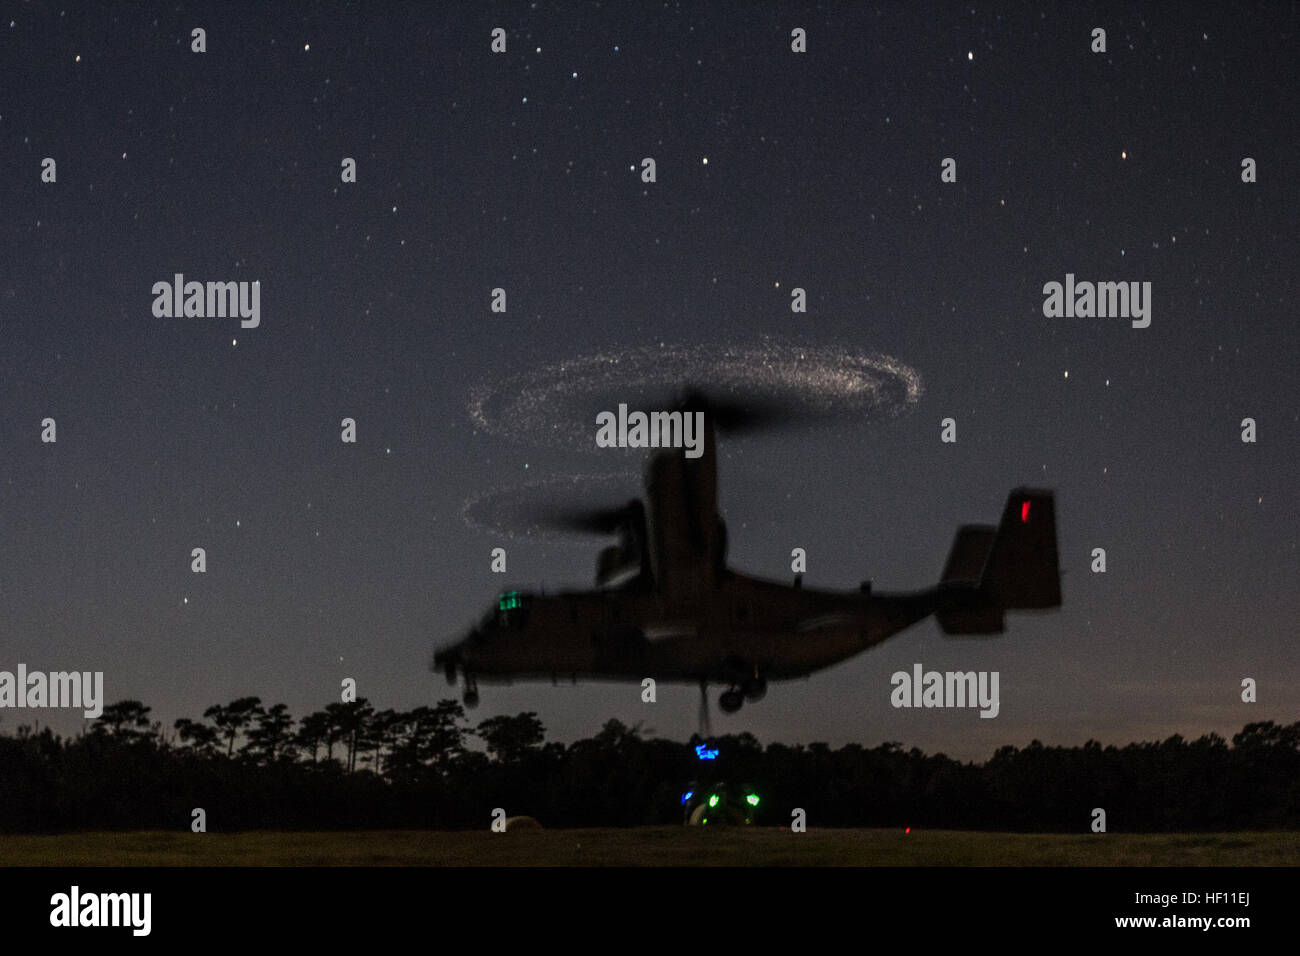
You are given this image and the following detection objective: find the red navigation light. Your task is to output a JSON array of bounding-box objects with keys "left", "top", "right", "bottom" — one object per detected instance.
[{"left": 1021, "top": 501, "right": 1031, "bottom": 523}]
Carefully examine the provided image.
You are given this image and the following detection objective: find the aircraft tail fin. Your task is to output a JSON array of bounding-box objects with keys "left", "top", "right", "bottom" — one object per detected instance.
[
  {"left": 937, "top": 489, "right": 1060, "bottom": 635},
  {"left": 981, "top": 489, "right": 1061, "bottom": 609}
]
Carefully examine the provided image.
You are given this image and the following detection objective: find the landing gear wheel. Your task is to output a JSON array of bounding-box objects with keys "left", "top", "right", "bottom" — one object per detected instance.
[
  {"left": 742, "top": 676, "right": 767, "bottom": 702},
  {"left": 443, "top": 660, "right": 457, "bottom": 685},
  {"left": 463, "top": 677, "right": 479, "bottom": 708},
  {"left": 719, "top": 688, "right": 744, "bottom": 713}
]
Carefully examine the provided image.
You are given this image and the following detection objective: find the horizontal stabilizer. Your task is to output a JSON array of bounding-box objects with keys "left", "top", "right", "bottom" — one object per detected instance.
[
  {"left": 937, "top": 602, "right": 1005, "bottom": 635},
  {"left": 941, "top": 525, "right": 996, "bottom": 584}
]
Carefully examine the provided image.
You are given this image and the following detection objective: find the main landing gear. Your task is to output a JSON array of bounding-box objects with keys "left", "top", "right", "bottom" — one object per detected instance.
[
  {"left": 719, "top": 667, "right": 767, "bottom": 713},
  {"left": 698, "top": 678, "right": 713, "bottom": 737},
  {"left": 462, "top": 675, "right": 479, "bottom": 709},
  {"left": 438, "top": 650, "right": 479, "bottom": 707}
]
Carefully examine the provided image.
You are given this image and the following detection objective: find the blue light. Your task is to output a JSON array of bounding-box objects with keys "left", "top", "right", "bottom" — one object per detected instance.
[
  {"left": 695, "top": 744, "right": 718, "bottom": 760},
  {"left": 681, "top": 791, "right": 694, "bottom": 805}
]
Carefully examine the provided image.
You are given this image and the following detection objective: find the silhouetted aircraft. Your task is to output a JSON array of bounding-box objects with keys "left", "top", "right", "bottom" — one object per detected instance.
[{"left": 434, "top": 393, "right": 1061, "bottom": 717}]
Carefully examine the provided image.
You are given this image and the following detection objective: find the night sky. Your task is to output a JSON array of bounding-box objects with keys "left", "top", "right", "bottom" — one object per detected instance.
[{"left": 3, "top": 2, "right": 1296, "bottom": 762}]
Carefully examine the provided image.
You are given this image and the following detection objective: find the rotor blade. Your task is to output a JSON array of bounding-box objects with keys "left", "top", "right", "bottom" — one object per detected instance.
[
  {"left": 526, "top": 499, "right": 641, "bottom": 536},
  {"left": 677, "top": 387, "right": 817, "bottom": 434}
]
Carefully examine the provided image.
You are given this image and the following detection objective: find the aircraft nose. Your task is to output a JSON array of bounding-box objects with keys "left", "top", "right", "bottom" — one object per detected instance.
[{"left": 438, "top": 623, "right": 489, "bottom": 674}]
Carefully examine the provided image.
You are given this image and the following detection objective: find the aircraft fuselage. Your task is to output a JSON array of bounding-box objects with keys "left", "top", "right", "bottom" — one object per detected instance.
[{"left": 441, "top": 572, "right": 963, "bottom": 687}]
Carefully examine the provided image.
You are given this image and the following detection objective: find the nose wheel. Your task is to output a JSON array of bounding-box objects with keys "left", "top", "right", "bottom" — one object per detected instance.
[
  {"left": 719, "top": 664, "right": 766, "bottom": 713},
  {"left": 719, "top": 687, "right": 744, "bottom": 713}
]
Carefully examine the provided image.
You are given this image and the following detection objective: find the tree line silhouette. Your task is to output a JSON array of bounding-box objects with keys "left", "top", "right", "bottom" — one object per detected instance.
[{"left": 1, "top": 698, "right": 1297, "bottom": 832}]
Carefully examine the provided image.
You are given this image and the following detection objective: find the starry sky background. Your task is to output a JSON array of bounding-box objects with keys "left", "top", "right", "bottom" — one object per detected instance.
[{"left": 2, "top": 2, "right": 1296, "bottom": 762}]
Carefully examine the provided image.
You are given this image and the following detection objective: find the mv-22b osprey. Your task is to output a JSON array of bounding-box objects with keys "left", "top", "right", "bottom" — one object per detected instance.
[{"left": 434, "top": 395, "right": 1061, "bottom": 715}]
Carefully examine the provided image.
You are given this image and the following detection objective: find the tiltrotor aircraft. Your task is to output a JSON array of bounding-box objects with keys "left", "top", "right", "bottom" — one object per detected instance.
[{"left": 434, "top": 393, "right": 1061, "bottom": 716}]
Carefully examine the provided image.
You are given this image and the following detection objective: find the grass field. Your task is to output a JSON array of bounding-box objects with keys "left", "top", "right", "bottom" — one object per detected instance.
[{"left": 2, "top": 828, "right": 1296, "bottom": 866}]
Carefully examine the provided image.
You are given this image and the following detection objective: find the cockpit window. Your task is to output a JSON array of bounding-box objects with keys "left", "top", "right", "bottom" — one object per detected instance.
[{"left": 495, "top": 591, "right": 530, "bottom": 630}]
